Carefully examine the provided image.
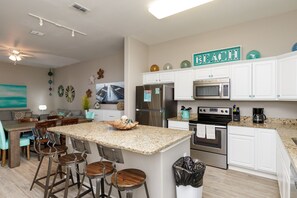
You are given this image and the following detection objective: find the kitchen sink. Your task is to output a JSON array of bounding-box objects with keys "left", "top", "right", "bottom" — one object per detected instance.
[{"left": 292, "top": 138, "right": 297, "bottom": 145}]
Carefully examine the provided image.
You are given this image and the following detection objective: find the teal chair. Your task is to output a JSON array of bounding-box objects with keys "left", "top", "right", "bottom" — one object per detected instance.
[
  {"left": 0, "top": 121, "right": 30, "bottom": 166},
  {"left": 85, "top": 111, "right": 95, "bottom": 120}
]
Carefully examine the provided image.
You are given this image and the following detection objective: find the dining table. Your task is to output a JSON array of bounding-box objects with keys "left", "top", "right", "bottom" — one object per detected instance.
[
  {"left": 2, "top": 118, "right": 93, "bottom": 168},
  {"left": 2, "top": 120, "right": 36, "bottom": 168}
]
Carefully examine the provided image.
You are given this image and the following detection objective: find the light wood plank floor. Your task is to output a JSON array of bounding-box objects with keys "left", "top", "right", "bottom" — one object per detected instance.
[{"left": 0, "top": 154, "right": 280, "bottom": 198}]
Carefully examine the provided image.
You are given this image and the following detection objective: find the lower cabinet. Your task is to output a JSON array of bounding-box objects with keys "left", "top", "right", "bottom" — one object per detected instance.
[
  {"left": 228, "top": 126, "right": 276, "bottom": 175},
  {"left": 168, "top": 120, "right": 189, "bottom": 131},
  {"left": 276, "top": 133, "right": 291, "bottom": 198},
  {"left": 89, "top": 109, "right": 124, "bottom": 121}
]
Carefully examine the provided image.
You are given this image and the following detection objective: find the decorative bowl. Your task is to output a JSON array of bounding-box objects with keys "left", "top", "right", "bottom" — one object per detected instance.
[
  {"left": 246, "top": 50, "right": 261, "bottom": 59},
  {"left": 150, "top": 64, "right": 159, "bottom": 72},
  {"left": 180, "top": 60, "right": 191, "bottom": 68},
  {"left": 106, "top": 120, "right": 139, "bottom": 130}
]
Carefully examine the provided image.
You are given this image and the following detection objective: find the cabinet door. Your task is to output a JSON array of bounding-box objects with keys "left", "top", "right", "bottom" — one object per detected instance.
[
  {"left": 228, "top": 134, "right": 255, "bottom": 169},
  {"left": 278, "top": 55, "right": 297, "bottom": 100},
  {"left": 253, "top": 60, "right": 276, "bottom": 100},
  {"left": 230, "top": 63, "right": 252, "bottom": 100},
  {"left": 174, "top": 70, "right": 194, "bottom": 100},
  {"left": 89, "top": 109, "right": 103, "bottom": 121},
  {"left": 194, "top": 68, "right": 211, "bottom": 80},
  {"left": 143, "top": 73, "right": 159, "bottom": 84},
  {"left": 212, "top": 66, "right": 230, "bottom": 78},
  {"left": 159, "top": 72, "right": 174, "bottom": 83},
  {"left": 255, "top": 129, "right": 276, "bottom": 174}
]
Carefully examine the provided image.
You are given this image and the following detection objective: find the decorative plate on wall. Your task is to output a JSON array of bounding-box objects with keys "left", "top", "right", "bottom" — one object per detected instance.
[
  {"left": 65, "top": 85, "right": 75, "bottom": 103},
  {"left": 292, "top": 43, "right": 297, "bottom": 51},
  {"left": 246, "top": 50, "right": 261, "bottom": 60},
  {"left": 150, "top": 64, "right": 159, "bottom": 72},
  {"left": 163, "top": 63, "right": 173, "bottom": 70},
  {"left": 57, "top": 85, "right": 64, "bottom": 97},
  {"left": 180, "top": 60, "right": 191, "bottom": 68}
]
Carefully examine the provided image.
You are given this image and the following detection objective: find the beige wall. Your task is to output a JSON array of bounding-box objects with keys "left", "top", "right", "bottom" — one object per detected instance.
[
  {"left": 144, "top": 10, "right": 297, "bottom": 119},
  {"left": 148, "top": 10, "right": 297, "bottom": 69},
  {"left": 124, "top": 37, "right": 149, "bottom": 119},
  {"left": 53, "top": 50, "right": 124, "bottom": 111},
  {"left": 0, "top": 61, "right": 54, "bottom": 114}
]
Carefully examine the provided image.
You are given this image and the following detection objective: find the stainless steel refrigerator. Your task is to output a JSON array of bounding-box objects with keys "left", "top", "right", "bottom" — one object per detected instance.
[{"left": 135, "top": 84, "right": 177, "bottom": 127}]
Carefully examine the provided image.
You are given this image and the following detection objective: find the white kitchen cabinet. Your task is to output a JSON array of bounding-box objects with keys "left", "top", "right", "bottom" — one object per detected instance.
[
  {"left": 89, "top": 109, "right": 124, "bottom": 121},
  {"left": 255, "top": 128, "right": 276, "bottom": 174},
  {"left": 277, "top": 54, "right": 297, "bottom": 100},
  {"left": 231, "top": 60, "right": 276, "bottom": 100},
  {"left": 168, "top": 120, "right": 189, "bottom": 131},
  {"left": 143, "top": 71, "right": 174, "bottom": 84},
  {"left": 174, "top": 69, "right": 194, "bottom": 100},
  {"left": 228, "top": 126, "right": 277, "bottom": 175},
  {"left": 194, "top": 65, "right": 229, "bottom": 80},
  {"left": 228, "top": 127, "right": 255, "bottom": 169},
  {"left": 276, "top": 133, "right": 290, "bottom": 198}
]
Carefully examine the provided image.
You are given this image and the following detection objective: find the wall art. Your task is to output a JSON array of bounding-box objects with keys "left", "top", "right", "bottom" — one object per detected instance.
[
  {"left": 58, "top": 85, "right": 64, "bottom": 97},
  {"left": 96, "top": 81, "right": 124, "bottom": 104},
  {"left": 65, "top": 85, "right": 75, "bottom": 103},
  {"left": 48, "top": 68, "right": 54, "bottom": 96},
  {"left": 0, "top": 84, "right": 27, "bottom": 108},
  {"left": 97, "top": 68, "right": 104, "bottom": 79}
]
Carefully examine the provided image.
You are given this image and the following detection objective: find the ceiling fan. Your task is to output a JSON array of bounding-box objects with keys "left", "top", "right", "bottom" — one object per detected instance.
[{"left": 0, "top": 46, "right": 34, "bottom": 65}]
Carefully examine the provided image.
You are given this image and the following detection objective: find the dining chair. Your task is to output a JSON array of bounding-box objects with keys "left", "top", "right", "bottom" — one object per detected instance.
[
  {"left": 59, "top": 118, "right": 79, "bottom": 145},
  {"left": 97, "top": 144, "right": 150, "bottom": 198},
  {"left": 0, "top": 120, "right": 30, "bottom": 167},
  {"left": 85, "top": 111, "right": 95, "bottom": 120}
]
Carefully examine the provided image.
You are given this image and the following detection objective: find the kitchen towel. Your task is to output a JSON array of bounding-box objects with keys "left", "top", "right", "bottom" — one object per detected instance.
[
  {"left": 196, "top": 124, "right": 206, "bottom": 138},
  {"left": 206, "top": 125, "right": 216, "bottom": 139}
]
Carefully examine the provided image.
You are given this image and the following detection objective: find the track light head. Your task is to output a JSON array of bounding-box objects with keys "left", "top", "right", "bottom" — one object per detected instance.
[
  {"left": 72, "top": 30, "right": 75, "bottom": 37},
  {"left": 39, "top": 18, "right": 43, "bottom": 26}
]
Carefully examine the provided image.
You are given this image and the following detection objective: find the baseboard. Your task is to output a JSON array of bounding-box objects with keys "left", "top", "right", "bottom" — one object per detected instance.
[{"left": 229, "top": 166, "right": 277, "bottom": 180}]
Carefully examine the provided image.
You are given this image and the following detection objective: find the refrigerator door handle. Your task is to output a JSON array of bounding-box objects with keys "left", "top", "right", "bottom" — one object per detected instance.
[{"left": 136, "top": 109, "right": 164, "bottom": 112}]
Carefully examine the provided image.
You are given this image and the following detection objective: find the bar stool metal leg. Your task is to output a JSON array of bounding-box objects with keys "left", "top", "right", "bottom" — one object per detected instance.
[
  {"left": 63, "top": 165, "right": 71, "bottom": 198},
  {"left": 144, "top": 182, "right": 150, "bottom": 198},
  {"left": 30, "top": 155, "right": 44, "bottom": 190},
  {"left": 95, "top": 178, "right": 101, "bottom": 198},
  {"left": 44, "top": 156, "right": 53, "bottom": 198},
  {"left": 126, "top": 191, "right": 133, "bottom": 198}
]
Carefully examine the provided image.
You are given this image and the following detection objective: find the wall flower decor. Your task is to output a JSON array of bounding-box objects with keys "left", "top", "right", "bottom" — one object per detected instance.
[
  {"left": 86, "top": 89, "right": 92, "bottom": 98},
  {"left": 57, "top": 85, "right": 64, "bottom": 97},
  {"left": 97, "top": 68, "right": 104, "bottom": 79},
  {"left": 89, "top": 75, "right": 96, "bottom": 84}
]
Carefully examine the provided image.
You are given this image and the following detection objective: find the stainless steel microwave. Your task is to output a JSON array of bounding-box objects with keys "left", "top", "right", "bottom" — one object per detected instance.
[{"left": 193, "top": 78, "right": 230, "bottom": 99}]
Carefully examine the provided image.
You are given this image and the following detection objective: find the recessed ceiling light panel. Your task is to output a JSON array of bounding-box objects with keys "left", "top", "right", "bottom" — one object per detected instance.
[
  {"left": 71, "top": 2, "right": 90, "bottom": 13},
  {"left": 148, "top": 0, "right": 213, "bottom": 19}
]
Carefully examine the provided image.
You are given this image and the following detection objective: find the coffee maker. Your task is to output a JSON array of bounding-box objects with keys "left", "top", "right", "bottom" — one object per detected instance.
[{"left": 253, "top": 108, "right": 266, "bottom": 123}]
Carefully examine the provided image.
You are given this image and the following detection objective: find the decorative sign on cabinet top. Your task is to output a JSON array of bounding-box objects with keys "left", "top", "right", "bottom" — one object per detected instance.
[{"left": 193, "top": 46, "right": 241, "bottom": 66}]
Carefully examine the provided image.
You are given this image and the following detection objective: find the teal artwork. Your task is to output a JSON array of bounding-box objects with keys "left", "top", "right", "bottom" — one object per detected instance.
[
  {"left": 193, "top": 46, "right": 241, "bottom": 66},
  {"left": 0, "top": 84, "right": 27, "bottom": 108}
]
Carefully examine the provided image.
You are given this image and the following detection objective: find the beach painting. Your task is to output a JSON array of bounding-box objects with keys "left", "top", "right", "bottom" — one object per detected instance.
[
  {"left": 0, "top": 84, "right": 27, "bottom": 108},
  {"left": 96, "top": 81, "right": 124, "bottom": 104}
]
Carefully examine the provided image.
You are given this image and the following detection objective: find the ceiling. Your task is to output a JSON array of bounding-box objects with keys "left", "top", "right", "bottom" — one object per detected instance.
[{"left": 0, "top": 0, "right": 297, "bottom": 68}]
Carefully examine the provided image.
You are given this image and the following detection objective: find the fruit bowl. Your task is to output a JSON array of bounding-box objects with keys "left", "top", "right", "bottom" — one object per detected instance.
[{"left": 106, "top": 120, "right": 139, "bottom": 130}]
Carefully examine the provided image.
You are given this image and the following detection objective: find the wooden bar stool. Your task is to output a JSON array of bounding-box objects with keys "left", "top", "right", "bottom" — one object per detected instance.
[
  {"left": 97, "top": 144, "right": 150, "bottom": 198},
  {"left": 48, "top": 137, "right": 94, "bottom": 198},
  {"left": 30, "top": 120, "right": 68, "bottom": 198}
]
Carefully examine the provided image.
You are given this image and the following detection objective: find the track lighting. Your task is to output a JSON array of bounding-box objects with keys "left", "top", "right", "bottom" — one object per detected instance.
[
  {"left": 39, "top": 18, "right": 43, "bottom": 26},
  {"left": 28, "top": 13, "right": 87, "bottom": 37}
]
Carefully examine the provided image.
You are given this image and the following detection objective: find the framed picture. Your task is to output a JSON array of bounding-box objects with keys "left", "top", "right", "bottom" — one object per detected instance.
[
  {"left": 0, "top": 84, "right": 27, "bottom": 108},
  {"left": 96, "top": 81, "right": 124, "bottom": 104}
]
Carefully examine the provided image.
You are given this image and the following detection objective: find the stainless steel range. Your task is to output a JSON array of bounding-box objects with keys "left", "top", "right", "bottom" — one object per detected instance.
[{"left": 189, "top": 107, "right": 232, "bottom": 169}]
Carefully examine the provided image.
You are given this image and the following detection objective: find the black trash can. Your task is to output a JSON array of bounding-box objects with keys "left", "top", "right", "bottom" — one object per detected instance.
[{"left": 173, "top": 156, "right": 206, "bottom": 198}]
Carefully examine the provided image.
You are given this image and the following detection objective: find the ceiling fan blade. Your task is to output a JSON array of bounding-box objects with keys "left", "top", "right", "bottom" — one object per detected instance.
[{"left": 21, "top": 54, "right": 34, "bottom": 58}]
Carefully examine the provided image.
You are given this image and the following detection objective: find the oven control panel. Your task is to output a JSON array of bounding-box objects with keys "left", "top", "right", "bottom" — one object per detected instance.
[{"left": 198, "top": 107, "right": 230, "bottom": 115}]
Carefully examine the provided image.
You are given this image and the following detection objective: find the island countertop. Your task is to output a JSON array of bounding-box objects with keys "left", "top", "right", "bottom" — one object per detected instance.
[{"left": 48, "top": 121, "right": 192, "bottom": 155}]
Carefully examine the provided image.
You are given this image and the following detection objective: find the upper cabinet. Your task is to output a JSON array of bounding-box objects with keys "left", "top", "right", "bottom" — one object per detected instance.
[
  {"left": 143, "top": 71, "right": 174, "bottom": 84},
  {"left": 231, "top": 60, "right": 276, "bottom": 100},
  {"left": 174, "top": 69, "right": 194, "bottom": 100},
  {"left": 194, "top": 65, "right": 230, "bottom": 80},
  {"left": 277, "top": 54, "right": 297, "bottom": 100}
]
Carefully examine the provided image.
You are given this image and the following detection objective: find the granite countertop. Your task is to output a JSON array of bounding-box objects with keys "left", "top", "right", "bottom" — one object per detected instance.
[
  {"left": 48, "top": 121, "right": 192, "bottom": 155},
  {"left": 168, "top": 114, "right": 197, "bottom": 122},
  {"left": 229, "top": 116, "right": 297, "bottom": 170}
]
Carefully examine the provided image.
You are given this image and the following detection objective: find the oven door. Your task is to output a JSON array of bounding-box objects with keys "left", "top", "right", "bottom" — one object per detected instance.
[{"left": 190, "top": 124, "right": 227, "bottom": 155}]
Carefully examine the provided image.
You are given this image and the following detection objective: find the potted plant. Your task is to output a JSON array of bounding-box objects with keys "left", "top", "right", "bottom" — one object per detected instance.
[{"left": 82, "top": 95, "right": 91, "bottom": 113}]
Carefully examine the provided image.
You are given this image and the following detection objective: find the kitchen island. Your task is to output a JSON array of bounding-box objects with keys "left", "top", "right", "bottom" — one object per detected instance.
[{"left": 48, "top": 121, "right": 192, "bottom": 198}]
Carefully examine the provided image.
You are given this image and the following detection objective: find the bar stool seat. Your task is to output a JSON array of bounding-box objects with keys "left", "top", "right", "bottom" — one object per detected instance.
[
  {"left": 111, "top": 169, "right": 146, "bottom": 189},
  {"left": 57, "top": 152, "right": 87, "bottom": 166},
  {"left": 85, "top": 161, "right": 114, "bottom": 178}
]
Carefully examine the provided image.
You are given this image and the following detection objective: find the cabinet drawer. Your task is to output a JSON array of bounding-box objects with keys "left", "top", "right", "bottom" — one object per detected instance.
[
  {"left": 228, "top": 126, "right": 255, "bottom": 136},
  {"left": 168, "top": 120, "right": 189, "bottom": 130},
  {"left": 103, "top": 110, "right": 124, "bottom": 121}
]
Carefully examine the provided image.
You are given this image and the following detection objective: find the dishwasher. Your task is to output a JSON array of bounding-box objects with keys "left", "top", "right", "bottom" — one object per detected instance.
[{"left": 291, "top": 164, "right": 297, "bottom": 197}]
